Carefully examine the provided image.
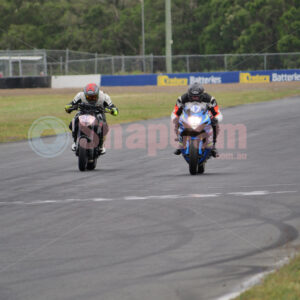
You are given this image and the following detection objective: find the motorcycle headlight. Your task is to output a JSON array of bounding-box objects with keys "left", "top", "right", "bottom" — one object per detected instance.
[
  {"left": 188, "top": 116, "right": 202, "bottom": 129},
  {"left": 79, "top": 115, "right": 96, "bottom": 126}
]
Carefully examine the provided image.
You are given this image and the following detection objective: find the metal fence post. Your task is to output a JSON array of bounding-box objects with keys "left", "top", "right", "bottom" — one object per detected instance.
[
  {"left": 121, "top": 55, "right": 125, "bottom": 73},
  {"left": 43, "top": 51, "right": 47, "bottom": 75},
  {"left": 224, "top": 54, "right": 228, "bottom": 71},
  {"left": 65, "top": 48, "right": 69, "bottom": 75},
  {"left": 95, "top": 53, "right": 97, "bottom": 74},
  {"left": 264, "top": 54, "right": 267, "bottom": 70},
  {"left": 19, "top": 57, "right": 22, "bottom": 76},
  {"left": 60, "top": 57, "right": 63, "bottom": 74},
  {"left": 33, "top": 49, "right": 38, "bottom": 76},
  {"left": 9, "top": 56, "right": 12, "bottom": 77},
  {"left": 111, "top": 57, "right": 115, "bottom": 74},
  {"left": 186, "top": 55, "right": 190, "bottom": 73},
  {"left": 142, "top": 55, "right": 146, "bottom": 73},
  {"left": 150, "top": 54, "right": 154, "bottom": 73}
]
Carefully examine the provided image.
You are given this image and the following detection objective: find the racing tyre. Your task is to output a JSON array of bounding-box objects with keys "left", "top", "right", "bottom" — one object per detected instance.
[
  {"left": 198, "top": 163, "right": 205, "bottom": 174},
  {"left": 189, "top": 139, "right": 198, "bottom": 175},
  {"left": 78, "top": 138, "right": 88, "bottom": 171},
  {"left": 87, "top": 158, "right": 97, "bottom": 170}
]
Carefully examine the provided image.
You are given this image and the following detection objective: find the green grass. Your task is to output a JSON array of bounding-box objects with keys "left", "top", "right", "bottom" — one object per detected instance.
[
  {"left": 234, "top": 254, "right": 300, "bottom": 300},
  {"left": 0, "top": 85, "right": 299, "bottom": 143}
]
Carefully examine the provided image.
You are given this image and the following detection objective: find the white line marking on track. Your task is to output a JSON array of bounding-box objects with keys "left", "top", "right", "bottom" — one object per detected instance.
[
  {"left": 124, "top": 196, "right": 149, "bottom": 200},
  {"left": 208, "top": 183, "right": 298, "bottom": 189},
  {"left": 239, "top": 183, "right": 298, "bottom": 188},
  {"left": 228, "top": 190, "right": 270, "bottom": 196},
  {"left": 228, "top": 190, "right": 298, "bottom": 196},
  {"left": 272, "top": 191, "right": 298, "bottom": 194},
  {"left": 0, "top": 190, "right": 297, "bottom": 206},
  {"left": 189, "top": 193, "right": 221, "bottom": 198}
]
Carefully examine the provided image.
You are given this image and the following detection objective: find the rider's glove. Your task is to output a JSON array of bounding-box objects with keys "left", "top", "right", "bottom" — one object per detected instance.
[
  {"left": 65, "top": 104, "right": 73, "bottom": 113},
  {"left": 110, "top": 107, "right": 119, "bottom": 116},
  {"left": 211, "top": 117, "right": 218, "bottom": 126}
]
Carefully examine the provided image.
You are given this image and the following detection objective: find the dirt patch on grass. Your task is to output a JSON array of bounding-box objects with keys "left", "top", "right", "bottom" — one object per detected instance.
[{"left": 0, "top": 82, "right": 299, "bottom": 96}]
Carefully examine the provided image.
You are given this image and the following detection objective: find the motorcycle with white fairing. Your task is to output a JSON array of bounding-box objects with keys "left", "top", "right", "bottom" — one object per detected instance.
[{"left": 75, "top": 103, "right": 106, "bottom": 171}]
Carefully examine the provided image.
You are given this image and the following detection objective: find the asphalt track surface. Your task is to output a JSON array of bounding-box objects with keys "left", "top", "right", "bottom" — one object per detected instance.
[{"left": 0, "top": 97, "right": 300, "bottom": 300}]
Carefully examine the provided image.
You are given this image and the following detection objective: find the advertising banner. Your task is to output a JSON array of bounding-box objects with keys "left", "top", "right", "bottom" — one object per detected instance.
[
  {"left": 100, "top": 74, "right": 157, "bottom": 86},
  {"left": 94, "top": 69, "right": 300, "bottom": 87},
  {"left": 239, "top": 69, "right": 300, "bottom": 83}
]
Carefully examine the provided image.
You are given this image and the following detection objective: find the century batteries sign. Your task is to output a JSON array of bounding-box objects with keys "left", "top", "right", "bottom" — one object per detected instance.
[
  {"left": 157, "top": 74, "right": 222, "bottom": 86},
  {"left": 190, "top": 75, "right": 222, "bottom": 84},
  {"left": 239, "top": 70, "right": 300, "bottom": 83},
  {"left": 157, "top": 75, "right": 188, "bottom": 86},
  {"left": 239, "top": 73, "right": 270, "bottom": 83},
  {"left": 272, "top": 72, "right": 300, "bottom": 82},
  {"left": 157, "top": 72, "right": 239, "bottom": 86},
  {"left": 98, "top": 70, "right": 300, "bottom": 87}
]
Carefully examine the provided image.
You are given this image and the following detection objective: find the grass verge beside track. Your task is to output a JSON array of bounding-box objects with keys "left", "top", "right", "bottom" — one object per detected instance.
[
  {"left": 0, "top": 82, "right": 299, "bottom": 142},
  {"left": 233, "top": 253, "right": 300, "bottom": 300}
]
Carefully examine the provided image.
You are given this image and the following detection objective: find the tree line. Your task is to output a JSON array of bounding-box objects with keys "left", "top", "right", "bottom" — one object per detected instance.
[{"left": 0, "top": 0, "right": 299, "bottom": 55}]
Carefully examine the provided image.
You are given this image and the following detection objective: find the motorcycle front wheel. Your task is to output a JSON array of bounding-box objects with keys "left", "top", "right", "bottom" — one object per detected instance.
[
  {"left": 197, "top": 163, "right": 205, "bottom": 174},
  {"left": 87, "top": 158, "right": 97, "bottom": 170},
  {"left": 78, "top": 138, "right": 88, "bottom": 171},
  {"left": 189, "top": 139, "right": 199, "bottom": 175}
]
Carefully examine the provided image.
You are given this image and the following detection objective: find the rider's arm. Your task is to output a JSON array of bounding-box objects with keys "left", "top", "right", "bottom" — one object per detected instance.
[
  {"left": 174, "top": 93, "right": 189, "bottom": 117},
  {"left": 102, "top": 92, "right": 119, "bottom": 116},
  {"left": 208, "top": 96, "right": 223, "bottom": 122},
  {"left": 65, "top": 92, "right": 83, "bottom": 113},
  {"left": 174, "top": 97, "right": 182, "bottom": 117},
  {"left": 71, "top": 92, "right": 83, "bottom": 108}
]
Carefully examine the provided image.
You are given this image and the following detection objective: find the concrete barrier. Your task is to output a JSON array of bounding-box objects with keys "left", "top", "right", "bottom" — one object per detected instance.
[
  {"left": 52, "top": 75, "right": 101, "bottom": 88},
  {"left": 0, "top": 76, "right": 51, "bottom": 89}
]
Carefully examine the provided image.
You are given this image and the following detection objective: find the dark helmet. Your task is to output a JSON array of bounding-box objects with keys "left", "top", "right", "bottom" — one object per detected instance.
[
  {"left": 83, "top": 83, "right": 99, "bottom": 103},
  {"left": 188, "top": 82, "right": 204, "bottom": 101}
]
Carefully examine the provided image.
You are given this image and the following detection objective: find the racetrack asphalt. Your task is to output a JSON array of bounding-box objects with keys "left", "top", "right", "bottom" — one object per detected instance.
[{"left": 0, "top": 96, "right": 300, "bottom": 300}]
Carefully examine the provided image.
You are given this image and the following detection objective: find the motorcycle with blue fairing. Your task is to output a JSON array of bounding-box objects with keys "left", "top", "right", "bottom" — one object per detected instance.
[{"left": 178, "top": 102, "right": 214, "bottom": 175}]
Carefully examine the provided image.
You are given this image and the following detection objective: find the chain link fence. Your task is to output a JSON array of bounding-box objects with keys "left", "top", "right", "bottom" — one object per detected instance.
[
  {"left": 0, "top": 49, "right": 299, "bottom": 77},
  {"left": 0, "top": 49, "right": 47, "bottom": 77}
]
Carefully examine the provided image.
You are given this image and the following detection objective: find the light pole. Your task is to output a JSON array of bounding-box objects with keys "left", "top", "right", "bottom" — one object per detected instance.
[
  {"left": 165, "top": 0, "right": 172, "bottom": 73},
  {"left": 141, "top": 0, "right": 146, "bottom": 72}
]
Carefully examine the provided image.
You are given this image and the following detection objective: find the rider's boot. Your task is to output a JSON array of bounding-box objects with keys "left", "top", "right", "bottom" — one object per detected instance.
[
  {"left": 211, "top": 144, "right": 219, "bottom": 158},
  {"left": 98, "top": 136, "right": 106, "bottom": 155},
  {"left": 71, "top": 143, "right": 76, "bottom": 152},
  {"left": 211, "top": 123, "right": 219, "bottom": 158},
  {"left": 174, "top": 138, "right": 183, "bottom": 155},
  {"left": 174, "top": 148, "right": 181, "bottom": 155},
  {"left": 71, "top": 132, "right": 77, "bottom": 152}
]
